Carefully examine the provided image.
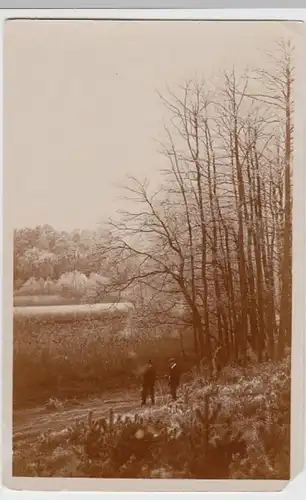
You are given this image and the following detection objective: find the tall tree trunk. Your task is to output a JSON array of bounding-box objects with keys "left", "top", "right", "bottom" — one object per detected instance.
[{"left": 278, "top": 64, "right": 293, "bottom": 358}]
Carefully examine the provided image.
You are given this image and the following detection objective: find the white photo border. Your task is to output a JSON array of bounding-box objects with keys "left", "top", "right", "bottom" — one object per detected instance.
[{"left": 0, "top": 7, "right": 305, "bottom": 499}]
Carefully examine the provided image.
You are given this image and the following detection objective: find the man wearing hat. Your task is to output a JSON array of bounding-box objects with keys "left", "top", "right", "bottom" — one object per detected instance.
[{"left": 168, "top": 358, "right": 180, "bottom": 401}]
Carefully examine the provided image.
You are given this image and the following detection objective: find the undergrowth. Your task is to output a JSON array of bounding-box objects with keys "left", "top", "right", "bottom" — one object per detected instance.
[{"left": 13, "top": 355, "right": 290, "bottom": 479}]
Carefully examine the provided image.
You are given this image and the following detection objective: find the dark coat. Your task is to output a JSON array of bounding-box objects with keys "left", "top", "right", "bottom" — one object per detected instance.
[
  {"left": 143, "top": 364, "right": 156, "bottom": 388},
  {"left": 169, "top": 363, "right": 180, "bottom": 387}
]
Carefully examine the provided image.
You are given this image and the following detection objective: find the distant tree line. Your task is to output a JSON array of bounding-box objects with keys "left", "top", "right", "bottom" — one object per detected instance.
[{"left": 13, "top": 226, "right": 123, "bottom": 304}]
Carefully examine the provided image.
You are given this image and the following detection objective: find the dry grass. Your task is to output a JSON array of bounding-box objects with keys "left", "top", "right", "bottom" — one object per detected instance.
[
  {"left": 13, "top": 355, "right": 290, "bottom": 479},
  {"left": 13, "top": 316, "right": 195, "bottom": 409}
]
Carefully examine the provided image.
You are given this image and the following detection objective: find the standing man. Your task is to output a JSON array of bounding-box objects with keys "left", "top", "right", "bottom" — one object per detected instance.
[
  {"left": 168, "top": 358, "right": 180, "bottom": 401},
  {"left": 141, "top": 359, "right": 156, "bottom": 406}
]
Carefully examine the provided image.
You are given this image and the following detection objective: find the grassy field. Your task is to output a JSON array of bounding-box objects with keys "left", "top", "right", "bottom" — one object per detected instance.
[
  {"left": 13, "top": 312, "right": 195, "bottom": 409},
  {"left": 13, "top": 355, "right": 290, "bottom": 479}
]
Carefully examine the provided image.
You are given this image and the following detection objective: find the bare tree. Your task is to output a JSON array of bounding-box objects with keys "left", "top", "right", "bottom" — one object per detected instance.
[
  {"left": 244, "top": 39, "right": 294, "bottom": 358},
  {"left": 101, "top": 39, "right": 294, "bottom": 372}
]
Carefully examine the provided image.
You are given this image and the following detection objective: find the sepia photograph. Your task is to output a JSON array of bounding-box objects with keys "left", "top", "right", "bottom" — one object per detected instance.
[{"left": 3, "top": 18, "right": 304, "bottom": 484}]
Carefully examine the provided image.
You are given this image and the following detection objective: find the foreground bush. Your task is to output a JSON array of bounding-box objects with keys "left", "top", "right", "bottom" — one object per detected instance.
[{"left": 13, "top": 356, "right": 290, "bottom": 479}]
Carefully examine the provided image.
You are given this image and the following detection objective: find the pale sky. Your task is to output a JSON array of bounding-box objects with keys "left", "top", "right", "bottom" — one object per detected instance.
[{"left": 4, "top": 19, "right": 300, "bottom": 231}]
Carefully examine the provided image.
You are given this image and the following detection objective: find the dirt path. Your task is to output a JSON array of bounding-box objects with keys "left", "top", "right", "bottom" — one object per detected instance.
[{"left": 13, "top": 393, "right": 164, "bottom": 448}]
